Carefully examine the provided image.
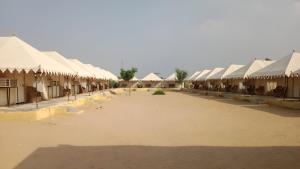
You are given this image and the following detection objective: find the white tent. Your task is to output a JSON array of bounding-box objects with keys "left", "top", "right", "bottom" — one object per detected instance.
[
  {"left": 85, "top": 64, "right": 106, "bottom": 80},
  {"left": 142, "top": 73, "right": 162, "bottom": 81},
  {"left": 187, "top": 71, "right": 201, "bottom": 81},
  {"left": 0, "top": 36, "right": 72, "bottom": 75},
  {"left": 205, "top": 68, "right": 224, "bottom": 80},
  {"left": 165, "top": 73, "right": 177, "bottom": 81},
  {"left": 226, "top": 60, "right": 275, "bottom": 79},
  {"left": 130, "top": 76, "right": 139, "bottom": 81},
  {"left": 249, "top": 52, "right": 300, "bottom": 78},
  {"left": 68, "top": 59, "right": 94, "bottom": 78},
  {"left": 43, "top": 51, "right": 77, "bottom": 76},
  {"left": 209, "top": 64, "right": 245, "bottom": 80},
  {"left": 103, "top": 70, "right": 118, "bottom": 81},
  {"left": 293, "top": 69, "right": 300, "bottom": 76},
  {"left": 195, "top": 69, "right": 211, "bottom": 81}
]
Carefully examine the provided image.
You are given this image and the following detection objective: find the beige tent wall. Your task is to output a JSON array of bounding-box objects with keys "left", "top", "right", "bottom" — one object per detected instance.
[
  {"left": 0, "top": 71, "right": 24, "bottom": 106},
  {"left": 288, "top": 76, "right": 300, "bottom": 98},
  {"left": 142, "top": 81, "right": 162, "bottom": 88},
  {"left": 120, "top": 81, "right": 139, "bottom": 88},
  {"left": 164, "top": 81, "right": 178, "bottom": 88},
  {"left": 294, "top": 77, "right": 300, "bottom": 98}
]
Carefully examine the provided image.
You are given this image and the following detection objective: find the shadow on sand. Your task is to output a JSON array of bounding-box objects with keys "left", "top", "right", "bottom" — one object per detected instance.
[
  {"left": 183, "top": 91, "right": 300, "bottom": 117},
  {"left": 14, "top": 145, "right": 300, "bottom": 169}
]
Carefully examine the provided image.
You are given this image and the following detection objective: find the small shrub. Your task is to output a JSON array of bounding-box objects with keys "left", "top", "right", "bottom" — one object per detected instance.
[
  {"left": 153, "top": 89, "right": 165, "bottom": 95},
  {"left": 132, "top": 88, "right": 137, "bottom": 92}
]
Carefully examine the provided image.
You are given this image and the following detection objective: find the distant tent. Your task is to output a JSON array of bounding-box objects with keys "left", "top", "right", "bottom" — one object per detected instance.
[
  {"left": 130, "top": 76, "right": 139, "bottom": 81},
  {"left": 205, "top": 68, "right": 224, "bottom": 80},
  {"left": 249, "top": 52, "right": 300, "bottom": 78},
  {"left": 210, "top": 64, "right": 245, "bottom": 80},
  {"left": 68, "top": 59, "right": 94, "bottom": 78},
  {"left": 226, "top": 60, "right": 275, "bottom": 79},
  {"left": 195, "top": 69, "right": 211, "bottom": 81},
  {"left": 187, "top": 71, "right": 201, "bottom": 81},
  {"left": 165, "top": 73, "right": 177, "bottom": 81},
  {"left": 142, "top": 73, "right": 162, "bottom": 81}
]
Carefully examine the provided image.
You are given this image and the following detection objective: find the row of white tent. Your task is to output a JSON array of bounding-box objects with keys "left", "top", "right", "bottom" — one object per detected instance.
[
  {"left": 121, "top": 72, "right": 177, "bottom": 82},
  {"left": 0, "top": 36, "right": 118, "bottom": 80},
  {"left": 187, "top": 51, "right": 300, "bottom": 81}
]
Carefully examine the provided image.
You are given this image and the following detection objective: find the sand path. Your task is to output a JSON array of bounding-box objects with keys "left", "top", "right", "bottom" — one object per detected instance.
[{"left": 1, "top": 91, "right": 300, "bottom": 169}]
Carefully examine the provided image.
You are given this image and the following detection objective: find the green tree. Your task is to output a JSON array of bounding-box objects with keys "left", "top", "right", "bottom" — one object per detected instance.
[
  {"left": 175, "top": 68, "right": 188, "bottom": 89},
  {"left": 120, "top": 67, "right": 138, "bottom": 95}
]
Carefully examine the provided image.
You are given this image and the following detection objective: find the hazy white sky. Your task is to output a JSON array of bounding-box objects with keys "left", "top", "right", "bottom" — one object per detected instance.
[{"left": 1, "top": 0, "right": 300, "bottom": 78}]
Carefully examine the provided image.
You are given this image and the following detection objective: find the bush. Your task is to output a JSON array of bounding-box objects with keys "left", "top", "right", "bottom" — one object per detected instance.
[{"left": 152, "top": 89, "right": 165, "bottom": 95}]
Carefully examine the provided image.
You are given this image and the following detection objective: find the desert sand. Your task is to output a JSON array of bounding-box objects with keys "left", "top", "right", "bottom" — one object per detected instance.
[{"left": 0, "top": 90, "right": 300, "bottom": 169}]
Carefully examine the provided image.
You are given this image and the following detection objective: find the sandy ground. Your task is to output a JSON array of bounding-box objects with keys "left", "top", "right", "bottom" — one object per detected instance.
[{"left": 1, "top": 90, "right": 300, "bottom": 169}]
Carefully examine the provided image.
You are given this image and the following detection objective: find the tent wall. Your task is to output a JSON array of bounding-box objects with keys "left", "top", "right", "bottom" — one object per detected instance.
[
  {"left": 142, "top": 81, "right": 162, "bottom": 88},
  {"left": 163, "top": 81, "right": 179, "bottom": 88}
]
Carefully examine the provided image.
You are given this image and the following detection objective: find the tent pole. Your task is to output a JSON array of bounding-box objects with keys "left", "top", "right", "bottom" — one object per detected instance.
[
  {"left": 292, "top": 75, "right": 295, "bottom": 98},
  {"left": 15, "top": 71, "right": 19, "bottom": 103},
  {"left": 7, "top": 88, "right": 9, "bottom": 106},
  {"left": 35, "top": 73, "right": 38, "bottom": 109},
  {"left": 67, "top": 76, "right": 70, "bottom": 101},
  {"left": 23, "top": 71, "right": 26, "bottom": 103}
]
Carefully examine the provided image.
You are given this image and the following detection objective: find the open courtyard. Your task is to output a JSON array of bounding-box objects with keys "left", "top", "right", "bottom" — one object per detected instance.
[{"left": 0, "top": 90, "right": 300, "bottom": 169}]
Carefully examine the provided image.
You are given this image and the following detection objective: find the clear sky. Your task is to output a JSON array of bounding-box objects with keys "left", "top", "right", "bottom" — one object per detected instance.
[{"left": 1, "top": 0, "right": 300, "bottom": 78}]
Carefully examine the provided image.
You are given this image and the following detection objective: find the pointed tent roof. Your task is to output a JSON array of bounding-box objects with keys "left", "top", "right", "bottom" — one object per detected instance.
[
  {"left": 187, "top": 71, "right": 201, "bottom": 81},
  {"left": 130, "top": 76, "right": 139, "bottom": 81},
  {"left": 206, "top": 68, "right": 224, "bottom": 80},
  {"left": 142, "top": 73, "right": 162, "bottom": 81},
  {"left": 84, "top": 64, "right": 106, "bottom": 79},
  {"left": 249, "top": 52, "right": 300, "bottom": 78},
  {"left": 43, "top": 51, "right": 77, "bottom": 76},
  {"left": 68, "top": 59, "right": 94, "bottom": 78},
  {"left": 209, "top": 64, "right": 244, "bottom": 80},
  {"left": 106, "top": 70, "right": 118, "bottom": 81},
  {"left": 195, "top": 69, "right": 211, "bottom": 81},
  {"left": 0, "top": 36, "right": 71, "bottom": 75},
  {"left": 165, "top": 73, "right": 177, "bottom": 81},
  {"left": 226, "top": 59, "right": 275, "bottom": 79}
]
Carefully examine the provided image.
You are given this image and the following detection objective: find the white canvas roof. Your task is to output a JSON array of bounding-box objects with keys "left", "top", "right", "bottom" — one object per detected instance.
[
  {"left": 43, "top": 51, "right": 77, "bottom": 76},
  {"left": 195, "top": 69, "right": 211, "bottom": 81},
  {"left": 187, "top": 71, "right": 201, "bottom": 81},
  {"left": 68, "top": 59, "right": 94, "bottom": 78},
  {"left": 84, "top": 64, "right": 106, "bottom": 80},
  {"left": 226, "top": 60, "right": 275, "bottom": 79},
  {"left": 206, "top": 68, "right": 224, "bottom": 80},
  {"left": 0, "top": 36, "right": 72, "bottom": 75},
  {"left": 106, "top": 70, "right": 118, "bottom": 81},
  {"left": 142, "top": 73, "right": 162, "bottom": 81},
  {"left": 130, "top": 76, "right": 139, "bottom": 81},
  {"left": 249, "top": 52, "right": 300, "bottom": 78},
  {"left": 209, "top": 64, "right": 245, "bottom": 80},
  {"left": 165, "top": 73, "right": 177, "bottom": 81}
]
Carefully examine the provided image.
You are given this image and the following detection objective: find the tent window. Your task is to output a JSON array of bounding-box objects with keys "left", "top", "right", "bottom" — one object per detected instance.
[{"left": 267, "top": 81, "right": 277, "bottom": 91}]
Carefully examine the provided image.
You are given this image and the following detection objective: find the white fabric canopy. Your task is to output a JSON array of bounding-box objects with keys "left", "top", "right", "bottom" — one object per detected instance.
[
  {"left": 209, "top": 64, "right": 245, "bottom": 80},
  {"left": 165, "top": 73, "right": 177, "bottom": 81},
  {"left": 43, "top": 51, "right": 77, "bottom": 76},
  {"left": 195, "top": 70, "right": 211, "bottom": 81},
  {"left": 226, "top": 60, "right": 275, "bottom": 79},
  {"left": 187, "top": 71, "right": 201, "bottom": 81},
  {"left": 0, "top": 36, "right": 72, "bottom": 75},
  {"left": 206, "top": 68, "right": 224, "bottom": 80},
  {"left": 130, "top": 76, "right": 139, "bottom": 81},
  {"left": 142, "top": 73, "right": 162, "bottom": 81},
  {"left": 249, "top": 52, "right": 300, "bottom": 78},
  {"left": 68, "top": 59, "right": 94, "bottom": 78}
]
